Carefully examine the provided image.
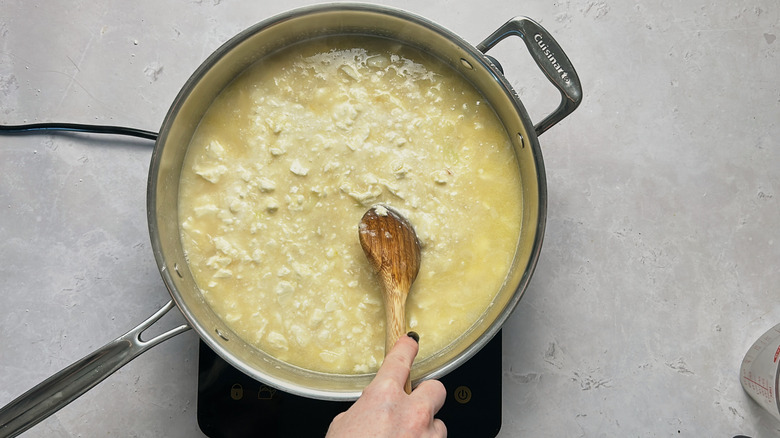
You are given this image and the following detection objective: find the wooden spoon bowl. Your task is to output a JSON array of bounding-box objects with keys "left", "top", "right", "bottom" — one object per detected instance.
[{"left": 359, "top": 205, "right": 421, "bottom": 393}]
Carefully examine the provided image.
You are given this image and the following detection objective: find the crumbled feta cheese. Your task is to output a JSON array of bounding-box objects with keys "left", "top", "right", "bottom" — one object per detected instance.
[
  {"left": 206, "top": 255, "right": 232, "bottom": 270},
  {"left": 213, "top": 268, "right": 233, "bottom": 279},
  {"left": 374, "top": 205, "right": 389, "bottom": 216},
  {"left": 257, "top": 177, "right": 276, "bottom": 192},
  {"left": 266, "top": 331, "right": 288, "bottom": 350},
  {"left": 275, "top": 281, "right": 294, "bottom": 295},
  {"left": 265, "top": 198, "right": 279, "bottom": 213},
  {"left": 290, "top": 159, "right": 309, "bottom": 176},
  {"left": 193, "top": 163, "right": 228, "bottom": 183},
  {"left": 194, "top": 204, "right": 219, "bottom": 217}
]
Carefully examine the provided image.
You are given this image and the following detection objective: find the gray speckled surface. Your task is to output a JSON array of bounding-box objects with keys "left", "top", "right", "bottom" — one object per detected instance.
[{"left": 1, "top": 1, "right": 779, "bottom": 436}]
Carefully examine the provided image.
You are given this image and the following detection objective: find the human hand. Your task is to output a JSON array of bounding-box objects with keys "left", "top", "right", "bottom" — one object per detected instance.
[{"left": 325, "top": 332, "right": 447, "bottom": 438}]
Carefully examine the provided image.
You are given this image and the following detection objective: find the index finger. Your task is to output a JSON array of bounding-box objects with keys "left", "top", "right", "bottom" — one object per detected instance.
[{"left": 373, "top": 333, "right": 419, "bottom": 387}]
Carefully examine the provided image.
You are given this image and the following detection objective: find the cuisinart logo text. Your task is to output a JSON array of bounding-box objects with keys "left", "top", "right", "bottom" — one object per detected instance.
[{"left": 534, "top": 33, "right": 571, "bottom": 85}]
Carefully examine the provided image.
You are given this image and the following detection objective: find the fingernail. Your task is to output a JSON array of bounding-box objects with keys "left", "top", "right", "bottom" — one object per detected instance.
[{"left": 407, "top": 331, "right": 419, "bottom": 343}]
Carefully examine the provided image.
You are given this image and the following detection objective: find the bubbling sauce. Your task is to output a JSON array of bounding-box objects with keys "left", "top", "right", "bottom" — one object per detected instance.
[{"left": 178, "top": 36, "right": 522, "bottom": 374}]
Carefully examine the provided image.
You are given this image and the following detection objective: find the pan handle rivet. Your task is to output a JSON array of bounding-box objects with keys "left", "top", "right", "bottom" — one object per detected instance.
[{"left": 216, "top": 329, "right": 230, "bottom": 341}]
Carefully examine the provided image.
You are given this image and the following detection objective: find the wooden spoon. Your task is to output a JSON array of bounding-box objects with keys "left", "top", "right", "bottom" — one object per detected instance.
[{"left": 359, "top": 204, "right": 421, "bottom": 394}]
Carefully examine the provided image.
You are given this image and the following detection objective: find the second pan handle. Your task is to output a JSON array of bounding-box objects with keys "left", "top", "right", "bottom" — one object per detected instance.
[{"left": 478, "top": 16, "right": 583, "bottom": 136}]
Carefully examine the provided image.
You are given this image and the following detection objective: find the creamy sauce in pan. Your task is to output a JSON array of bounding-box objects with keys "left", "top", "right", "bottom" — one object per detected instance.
[{"left": 178, "top": 36, "right": 522, "bottom": 374}]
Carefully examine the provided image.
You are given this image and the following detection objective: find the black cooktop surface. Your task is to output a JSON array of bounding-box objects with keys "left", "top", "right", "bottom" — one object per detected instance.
[{"left": 197, "top": 332, "right": 502, "bottom": 437}]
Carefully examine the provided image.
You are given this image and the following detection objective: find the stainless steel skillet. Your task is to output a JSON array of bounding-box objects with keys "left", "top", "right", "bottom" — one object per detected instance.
[{"left": 0, "top": 4, "right": 581, "bottom": 437}]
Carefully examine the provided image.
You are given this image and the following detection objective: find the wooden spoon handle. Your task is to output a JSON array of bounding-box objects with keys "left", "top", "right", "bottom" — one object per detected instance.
[
  {"left": 360, "top": 205, "right": 420, "bottom": 396},
  {"left": 384, "top": 285, "right": 412, "bottom": 394}
]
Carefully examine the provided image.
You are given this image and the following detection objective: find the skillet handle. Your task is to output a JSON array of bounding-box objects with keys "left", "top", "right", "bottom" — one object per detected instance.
[
  {"left": 0, "top": 300, "right": 190, "bottom": 438},
  {"left": 477, "top": 16, "right": 582, "bottom": 137}
]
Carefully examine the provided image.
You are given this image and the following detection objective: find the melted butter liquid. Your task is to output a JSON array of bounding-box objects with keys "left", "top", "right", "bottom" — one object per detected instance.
[{"left": 179, "top": 36, "right": 522, "bottom": 374}]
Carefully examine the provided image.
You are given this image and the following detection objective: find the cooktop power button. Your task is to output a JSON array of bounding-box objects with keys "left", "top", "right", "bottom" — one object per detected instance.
[{"left": 454, "top": 385, "right": 472, "bottom": 404}]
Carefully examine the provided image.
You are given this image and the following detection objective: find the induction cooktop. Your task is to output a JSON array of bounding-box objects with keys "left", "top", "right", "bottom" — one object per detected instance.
[{"left": 197, "top": 331, "right": 502, "bottom": 437}]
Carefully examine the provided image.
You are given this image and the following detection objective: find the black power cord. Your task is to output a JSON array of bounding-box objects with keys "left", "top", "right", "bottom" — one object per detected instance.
[{"left": 0, "top": 123, "right": 158, "bottom": 141}]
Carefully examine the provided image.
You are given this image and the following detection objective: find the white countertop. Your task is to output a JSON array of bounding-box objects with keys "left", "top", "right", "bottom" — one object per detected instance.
[{"left": 1, "top": 1, "right": 779, "bottom": 436}]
